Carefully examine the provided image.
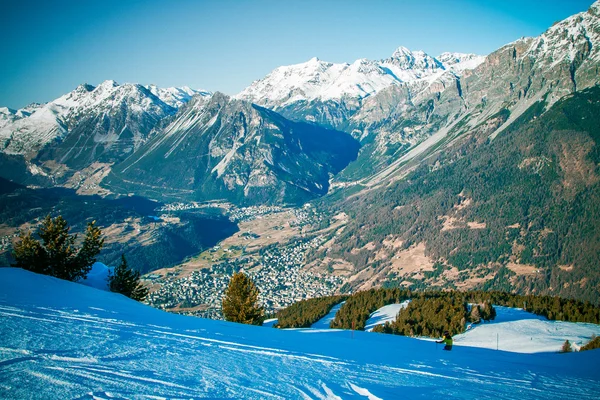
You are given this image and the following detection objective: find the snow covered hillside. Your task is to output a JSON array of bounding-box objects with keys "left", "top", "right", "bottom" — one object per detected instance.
[
  {"left": 356, "top": 303, "right": 600, "bottom": 353},
  {"left": 455, "top": 306, "right": 600, "bottom": 353},
  {"left": 1, "top": 268, "right": 600, "bottom": 399},
  {"left": 364, "top": 301, "right": 410, "bottom": 332},
  {"left": 0, "top": 81, "right": 205, "bottom": 156}
]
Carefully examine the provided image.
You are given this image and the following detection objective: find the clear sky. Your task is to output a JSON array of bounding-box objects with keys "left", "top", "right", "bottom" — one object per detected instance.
[{"left": 0, "top": 0, "right": 594, "bottom": 109}]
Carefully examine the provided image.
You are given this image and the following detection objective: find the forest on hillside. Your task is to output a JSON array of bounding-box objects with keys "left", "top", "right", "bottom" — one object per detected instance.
[{"left": 321, "top": 88, "right": 600, "bottom": 304}]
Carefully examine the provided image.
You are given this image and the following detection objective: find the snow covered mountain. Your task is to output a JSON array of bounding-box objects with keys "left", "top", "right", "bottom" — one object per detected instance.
[
  {"left": 236, "top": 47, "right": 484, "bottom": 108},
  {"left": 106, "top": 93, "right": 359, "bottom": 205},
  {"left": 144, "top": 84, "right": 211, "bottom": 108},
  {"left": 2, "top": 268, "right": 599, "bottom": 399},
  {"left": 0, "top": 81, "right": 208, "bottom": 186}
]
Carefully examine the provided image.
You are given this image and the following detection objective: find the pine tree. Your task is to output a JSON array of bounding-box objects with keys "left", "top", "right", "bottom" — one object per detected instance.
[
  {"left": 12, "top": 215, "right": 104, "bottom": 282},
  {"left": 470, "top": 304, "right": 481, "bottom": 323},
  {"left": 480, "top": 302, "right": 497, "bottom": 321},
  {"left": 222, "top": 272, "right": 263, "bottom": 325},
  {"left": 108, "top": 254, "right": 148, "bottom": 301},
  {"left": 580, "top": 335, "right": 600, "bottom": 351},
  {"left": 561, "top": 340, "right": 573, "bottom": 353}
]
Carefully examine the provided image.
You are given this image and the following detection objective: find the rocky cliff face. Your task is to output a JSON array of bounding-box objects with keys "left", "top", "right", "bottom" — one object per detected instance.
[{"left": 106, "top": 93, "right": 359, "bottom": 205}]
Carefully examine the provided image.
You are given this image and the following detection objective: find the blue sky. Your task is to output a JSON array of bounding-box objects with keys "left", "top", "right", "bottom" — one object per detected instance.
[{"left": 0, "top": 0, "right": 594, "bottom": 109}]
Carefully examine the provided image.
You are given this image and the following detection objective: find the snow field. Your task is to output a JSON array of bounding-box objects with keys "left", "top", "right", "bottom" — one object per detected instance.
[{"left": 1, "top": 268, "right": 600, "bottom": 399}]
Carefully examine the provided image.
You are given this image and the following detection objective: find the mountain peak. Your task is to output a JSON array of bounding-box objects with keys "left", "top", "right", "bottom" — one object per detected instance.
[
  {"left": 391, "top": 46, "right": 413, "bottom": 58},
  {"left": 98, "top": 80, "right": 119, "bottom": 89},
  {"left": 76, "top": 83, "right": 95, "bottom": 93},
  {"left": 385, "top": 47, "right": 442, "bottom": 71}
]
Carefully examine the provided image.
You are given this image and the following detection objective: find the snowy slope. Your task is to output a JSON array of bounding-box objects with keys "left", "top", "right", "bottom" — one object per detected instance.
[
  {"left": 78, "top": 262, "right": 112, "bottom": 291},
  {"left": 364, "top": 300, "right": 410, "bottom": 332},
  {"left": 311, "top": 301, "right": 346, "bottom": 329},
  {"left": 356, "top": 302, "right": 600, "bottom": 353},
  {"left": 236, "top": 47, "right": 485, "bottom": 107},
  {"left": 455, "top": 306, "right": 600, "bottom": 353},
  {"left": 144, "top": 84, "right": 211, "bottom": 108},
  {"left": 1, "top": 268, "right": 600, "bottom": 399}
]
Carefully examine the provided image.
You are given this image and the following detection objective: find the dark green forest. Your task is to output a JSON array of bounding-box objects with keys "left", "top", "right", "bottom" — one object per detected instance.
[{"left": 275, "top": 295, "right": 347, "bottom": 328}]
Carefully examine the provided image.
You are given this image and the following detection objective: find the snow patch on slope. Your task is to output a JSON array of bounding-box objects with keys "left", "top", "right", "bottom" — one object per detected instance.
[
  {"left": 455, "top": 306, "right": 600, "bottom": 353},
  {"left": 364, "top": 300, "right": 411, "bottom": 332}
]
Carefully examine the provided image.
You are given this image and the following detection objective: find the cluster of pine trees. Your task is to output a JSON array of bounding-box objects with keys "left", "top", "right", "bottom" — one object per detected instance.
[
  {"left": 12, "top": 215, "right": 147, "bottom": 301},
  {"left": 330, "top": 288, "right": 411, "bottom": 330},
  {"left": 275, "top": 295, "right": 347, "bottom": 328},
  {"left": 325, "top": 288, "right": 600, "bottom": 336},
  {"left": 372, "top": 294, "right": 496, "bottom": 337}
]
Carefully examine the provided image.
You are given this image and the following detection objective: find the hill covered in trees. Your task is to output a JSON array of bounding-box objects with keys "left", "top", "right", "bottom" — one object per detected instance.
[{"left": 320, "top": 87, "right": 600, "bottom": 304}]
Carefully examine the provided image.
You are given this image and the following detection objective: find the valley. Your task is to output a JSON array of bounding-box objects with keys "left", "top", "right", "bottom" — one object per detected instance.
[{"left": 1, "top": 2, "right": 599, "bottom": 315}]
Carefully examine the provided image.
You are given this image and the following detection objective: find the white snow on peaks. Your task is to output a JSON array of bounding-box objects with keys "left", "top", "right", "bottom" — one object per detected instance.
[
  {"left": 144, "top": 84, "right": 212, "bottom": 108},
  {"left": 503, "top": 1, "right": 600, "bottom": 72},
  {"left": 236, "top": 46, "right": 486, "bottom": 107},
  {"left": 436, "top": 52, "right": 487, "bottom": 73},
  {"left": 0, "top": 81, "right": 186, "bottom": 155}
]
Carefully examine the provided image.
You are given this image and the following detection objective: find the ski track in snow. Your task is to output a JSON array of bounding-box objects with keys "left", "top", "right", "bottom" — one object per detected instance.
[{"left": 1, "top": 269, "right": 600, "bottom": 399}]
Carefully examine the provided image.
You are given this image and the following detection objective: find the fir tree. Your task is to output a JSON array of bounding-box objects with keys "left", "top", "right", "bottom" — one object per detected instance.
[
  {"left": 222, "top": 272, "right": 263, "bottom": 325},
  {"left": 561, "top": 340, "right": 573, "bottom": 353},
  {"left": 470, "top": 304, "right": 481, "bottom": 324},
  {"left": 109, "top": 254, "right": 148, "bottom": 301},
  {"left": 12, "top": 215, "right": 104, "bottom": 282}
]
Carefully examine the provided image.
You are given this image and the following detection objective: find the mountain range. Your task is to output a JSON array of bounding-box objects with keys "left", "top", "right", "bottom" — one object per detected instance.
[{"left": 1, "top": 2, "right": 600, "bottom": 302}]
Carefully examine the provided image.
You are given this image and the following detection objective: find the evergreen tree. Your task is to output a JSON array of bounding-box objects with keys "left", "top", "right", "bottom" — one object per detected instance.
[
  {"left": 222, "top": 272, "right": 263, "bottom": 325},
  {"left": 470, "top": 305, "right": 481, "bottom": 324},
  {"left": 109, "top": 254, "right": 148, "bottom": 301},
  {"left": 477, "top": 302, "right": 497, "bottom": 321},
  {"left": 561, "top": 340, "right": 573, "bottom": 353},
  {"left": 12, "top": 215, "right": 104, "bottom": 282}
]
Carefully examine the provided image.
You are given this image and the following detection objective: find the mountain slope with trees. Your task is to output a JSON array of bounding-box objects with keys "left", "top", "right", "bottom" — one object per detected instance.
[{"left": 319, "top": 87, "right": 600, "bottom": 303}]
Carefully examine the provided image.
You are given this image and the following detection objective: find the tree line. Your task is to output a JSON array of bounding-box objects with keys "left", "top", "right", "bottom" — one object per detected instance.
[
  {"left": 373, "top": 296, "right": 496, "bottom": 337},
  {"left": 324, "top": 287, "right": 600, "bottom": 334},
  {"left": 275, "top": 295, "right": 348, "bottom": 328}
]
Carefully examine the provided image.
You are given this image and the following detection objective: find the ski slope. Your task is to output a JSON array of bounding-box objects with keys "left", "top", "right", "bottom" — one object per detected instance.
[
  {"left": 364, "top": 301, "right": 410, "bottom": 332},
  {"left": 1, "top": 268, "right": 600, "bottom": 399},
  {"left": 311, "top": 301, "right": 346, "bottom": 329},
  {"left": 455, "top": 306, "right": 600, "bottom": 353}
]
